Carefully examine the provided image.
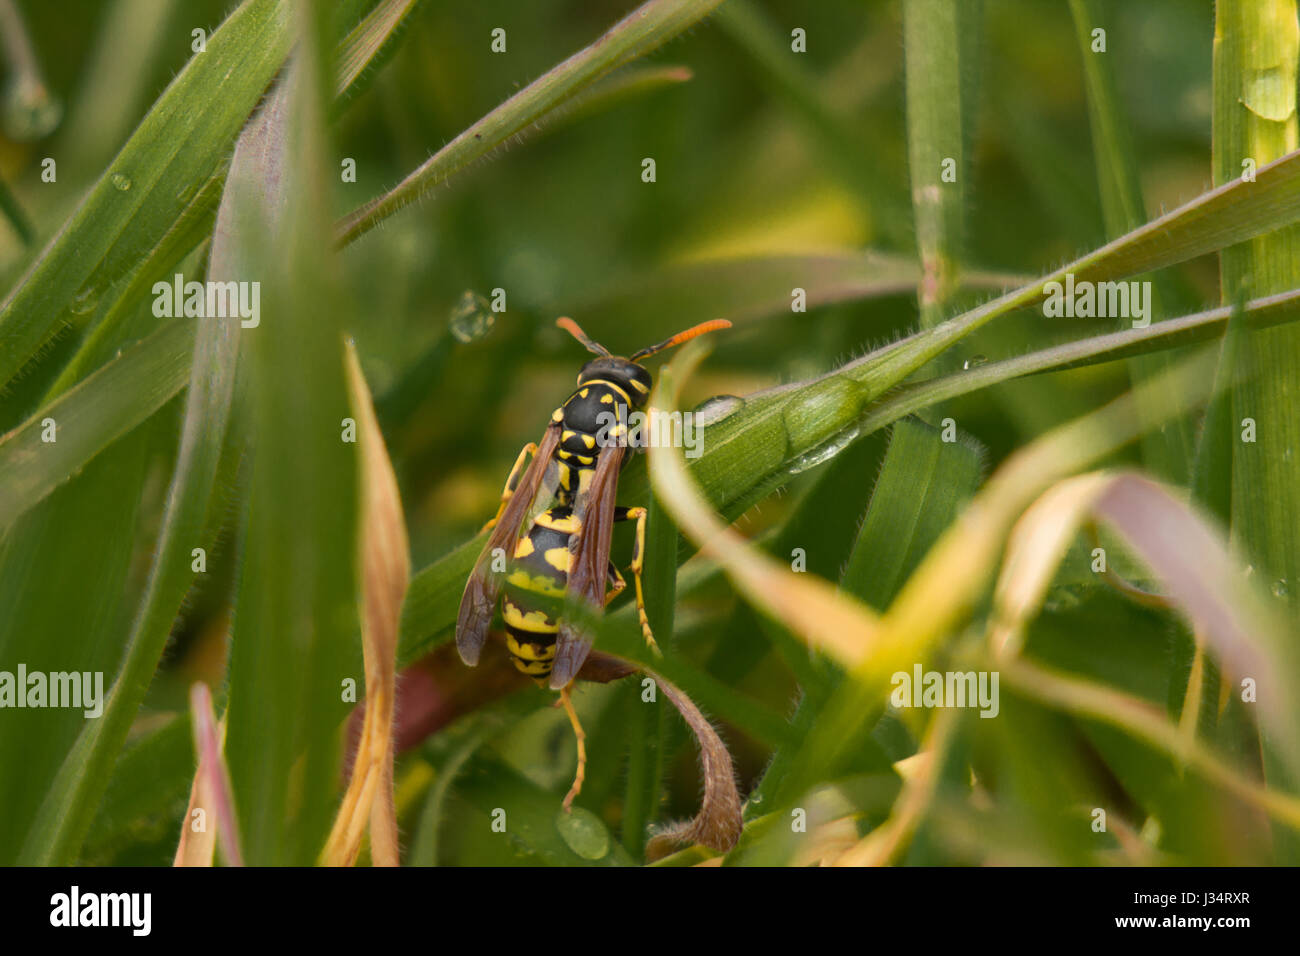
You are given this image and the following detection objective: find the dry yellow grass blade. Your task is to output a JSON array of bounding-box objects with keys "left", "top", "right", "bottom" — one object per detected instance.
[
  {"left": 321, "top": 340, "right": 410, "bottom": 867},
  {"left": 174, "top": 683, "right": 241, "bottom": 867},
  {"left": 988, "top": 472, "right": 1117, "bottom": 659},
  {"left": 1002, "top": 657, "right": 1300, "bottom": 831},
  {"left": 831, "top": 706, "right": 960, "bottom": 867},
  {"left": 975, "top": 464, "right": 1300, "bottom": 832},
  {"left": 830, "top": 353, "right": 1220, "bottom": 723},
  {"left": 991, "top": 468, "right": 1300, "bottom": 773},
  {"left": 174, "top": 762, "right": 217, "bottom": 867}
]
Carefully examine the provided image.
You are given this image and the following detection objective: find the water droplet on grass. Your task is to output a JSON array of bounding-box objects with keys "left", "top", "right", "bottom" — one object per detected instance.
[
  {"left": 694, "top": 394, "right": 743, "bottom": 426},
  {"left": 788, "top": 428, "right": 859, "bottom": 474},
  {"left": 449, "top": 290, "right": 493, "bottom": 343},
  {"left": 69, "top": 284, "right": 101, "bottom": 315},
  {"left": 2, "top": 78, "right": 61, "bottom": 140},
  {"left": 555, "top": 806, "right": 609, "bottom": 860}
]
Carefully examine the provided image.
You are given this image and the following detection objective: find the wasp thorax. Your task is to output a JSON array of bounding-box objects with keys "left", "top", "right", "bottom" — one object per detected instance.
[{"left": 576, "top": 357, "right": 652, "bottom": 406}]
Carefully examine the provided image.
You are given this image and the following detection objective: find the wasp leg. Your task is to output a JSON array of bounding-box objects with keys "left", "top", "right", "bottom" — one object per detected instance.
[
  {"left": 605, "top": 563, "right": 627, "bottom": 604},
  {"left": 621, "top": 506, "right": 660, "bottom": 656},
  {"left": 481, "top": 442, "right": 538, "bottom": 533},
  {"left": 559, "top": 685, "right": 587, "bottom": 812}
]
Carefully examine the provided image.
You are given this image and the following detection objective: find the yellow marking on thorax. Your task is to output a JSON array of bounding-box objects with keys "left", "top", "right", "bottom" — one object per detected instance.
[
  {"left": 513, "top": 537, "right": 535, "bottom": 558},
  {"left": 535, "top": 511, "right": 581, "bottom": 534},
  {"left": 586, "top": 379, "right": 633, "bottom": 406}
]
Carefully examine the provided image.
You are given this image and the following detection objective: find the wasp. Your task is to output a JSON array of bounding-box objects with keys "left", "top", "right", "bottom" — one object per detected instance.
[{"left": 456, "top": 316, "right": 731, "bottom": 809}]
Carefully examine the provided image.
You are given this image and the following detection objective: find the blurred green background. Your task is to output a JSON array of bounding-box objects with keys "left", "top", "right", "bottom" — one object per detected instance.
[{"left": 4, "top": 0, "right": 1295, "bottom": 866}]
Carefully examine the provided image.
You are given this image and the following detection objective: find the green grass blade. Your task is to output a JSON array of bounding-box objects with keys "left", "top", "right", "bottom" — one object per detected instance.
[
  {"left": 1191, "top": 296, "right": 1247, "bottom": 525},
  {"left": 841, "top": 418, "right": 984, "bottom": 611},
  {"left": 1213, "top": 0, "right": 1300, "bottom": 859},
  {"left": 0, "top": 176, "right": 36, "bottom": 248},
  {"left": 1070, "top": 0, "right": 1194, "bottom": 481},
  {"left": 335, "top": 0, "right": 728, "bottom": 245},
  {"left": 857, "top": 147, "right": 1300, "bottom": 400},
  {"left": 620, "top": 491, "right": 678, "bottom": 858},
  {"left": 0, "top": 0, "right": 292, "bottom": 390},
  {"left": 222, "top": 13, "right": 360, "bottom": 864},
  {"left": 0, "top": 424, "right": 158, "bottom": 864},
  {"left": 567, "top": 250, "right": 1023, "bottom": 330},
  {"left": 903, "top": 0, "right": 971, "bottom": 334},
  {"left": 0, "top": 320, "right": 195, "bottom": 533},
  {"left": 39, "top": 0, "right": 423, "bottom": 410},
  {"left": 81, "top": 714, "right": 194, "bottom": 865},
  {"left": 334, "top": 0, "right": 423, "bottom": 108},
  {"left": 14, "top": 64, "right": 284, "bottom": 868}
]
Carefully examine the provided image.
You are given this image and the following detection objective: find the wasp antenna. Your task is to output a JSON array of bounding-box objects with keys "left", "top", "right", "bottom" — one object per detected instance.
[
  {"left": 630, "top": 318, "right": 732, "bottom": 361},
  {"left": 556, "top": 317, "right": 611, "bottom": 356}
]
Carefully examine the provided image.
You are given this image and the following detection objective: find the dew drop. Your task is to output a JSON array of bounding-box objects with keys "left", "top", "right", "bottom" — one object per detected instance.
[
  {"left": 694, "top": 394, "right": 743, "bottom": 426},
  {"left": 787, "top": 427, "right": 860, "bottom": 475},
  {"left": 962, "top": 354, "right": 988, "bottom": 370},
  {"left": 110, "top": 172, "right": 132, "bottom": 191},
  {"left": 555, "top": 807, "right": 609, "bottom": 860},
  {"left": 1, "top": 77, "right": 62, "bottom": 141},
  {"left": 1272, "top": 578, "right": 1289, "bottom": 599},
  {"left": 69, "top": 285, "right": 101, "bottom": 316},
  {"left": 448, "top": 289, "right": 494, "bottom": 343}
]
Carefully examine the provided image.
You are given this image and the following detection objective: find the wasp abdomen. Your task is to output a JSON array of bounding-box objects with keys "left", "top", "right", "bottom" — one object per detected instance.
[{"left": 501, "top": 505, "right": 623, "bottom": 681}]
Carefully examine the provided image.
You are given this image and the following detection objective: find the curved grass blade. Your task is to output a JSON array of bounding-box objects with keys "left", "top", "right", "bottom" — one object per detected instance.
[
  {"left": 780, "top": 352, "right": 1222, "bottom": 803},
  {"left": 322, "top": 342, "right": 410, "bottom": 867}
]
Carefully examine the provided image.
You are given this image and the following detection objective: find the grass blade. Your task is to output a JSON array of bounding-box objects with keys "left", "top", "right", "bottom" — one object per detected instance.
[
  {"left": 335, "top": 0, "right": 728, "bottom": 244},
  {"left": 1070, "top": 0, "right": 1194, "bottom": 481},
  {"left": 223, "top": 8, "right": 360, "bottom": 864},
  {"left": 1213, "top": 0, "right": 1300, "bottom": 858},
  {"left": 0, "top": 0, "right": 292, "bottom": 389}
]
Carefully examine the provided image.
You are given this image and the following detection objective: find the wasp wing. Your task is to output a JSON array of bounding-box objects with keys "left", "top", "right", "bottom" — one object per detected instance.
[
  {"left": 456, "top": 421, "right": 561, "bottom": 666},
  {"left": 549, "top": 441, "right": 626, "bottom": 689}
]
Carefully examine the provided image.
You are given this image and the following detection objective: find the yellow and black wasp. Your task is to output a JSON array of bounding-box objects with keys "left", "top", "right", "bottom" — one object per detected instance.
[{"left": 456, "top": 316, "right": 730, "bottom": 809}]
